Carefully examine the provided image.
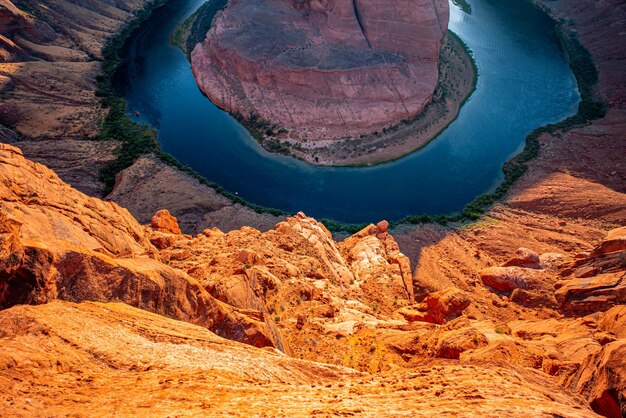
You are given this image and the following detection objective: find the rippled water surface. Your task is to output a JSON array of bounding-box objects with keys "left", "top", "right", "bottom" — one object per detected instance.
[{"left": 122, "top": 0, "right": 580, "bottom": 223}]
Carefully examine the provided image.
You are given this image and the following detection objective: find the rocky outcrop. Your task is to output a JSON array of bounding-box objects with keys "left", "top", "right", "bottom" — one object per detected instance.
[
  {"left": 0, "top": 301, "right": 600, "bottom": 417},
  {"left": 0, "top": 139, "right": 624, "bottom": 415},
  {"left": 151, "top": 209, "right": 182, "bottom": 235},
  {"left": 475, "top": 227, "right": 626, "bottom": 314},
  {"left": 340, "top": 220, "right": 415, "bottom": 308},
  {"left": 555, "top": 272, "right": 625, "bottom": 314},
  {"left": 555, "top": 227, "right": 626, "bottom": 314},
  {"left": 154, "top": 212, "right": 416, "bottom": 361},
  {"left": 565, "top": 341, "right": 626, "bottom": 418},
  {"left": 191, "top": 0, "right": 448, "bottom": 140},
  {"left": 0, "top": 143, "right": 282, "bottom": 350},
  {"left": 0, "top": 143, "right": 426, "bottom": 362}
]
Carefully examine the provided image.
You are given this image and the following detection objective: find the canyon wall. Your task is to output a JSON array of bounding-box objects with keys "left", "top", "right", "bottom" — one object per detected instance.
[
  {"left": 191, "top": 0, "right": 448, "bottom": 140},
  {"left": 0, "top": 0, "right": 282, "bottom": 231},
  {"left": 0, "top": 0, "right": 625, "bottom": 415},
  {"left": 0, "top": 141, "right": 624, "bottom": 416}
]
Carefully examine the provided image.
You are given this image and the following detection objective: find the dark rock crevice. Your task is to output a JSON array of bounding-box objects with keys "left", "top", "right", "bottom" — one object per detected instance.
[{"left": 352, "top": 0, "right": 371, "bottom": 48}]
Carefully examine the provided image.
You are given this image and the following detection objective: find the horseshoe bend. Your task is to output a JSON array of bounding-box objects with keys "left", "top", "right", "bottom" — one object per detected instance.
[
  {"left": 189, "top": 0, "right": 466, "bottom": 164},
  {"left": 0, "top": 0, "right": 625, "bottom": 416}
]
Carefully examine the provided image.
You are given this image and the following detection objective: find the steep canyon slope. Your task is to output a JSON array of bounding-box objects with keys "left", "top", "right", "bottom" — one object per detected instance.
[
  {"left": 0, "top": 0, "right": 282, "bottom": 231},
  {"left": 1, "top": 142, "right": 624, "bottom": 416},
  {"left": 190, "top": 0, "right": 449, "bottom": 140},
  {"left": 0, "top": 0, "right": 152, "bottom": 195}
]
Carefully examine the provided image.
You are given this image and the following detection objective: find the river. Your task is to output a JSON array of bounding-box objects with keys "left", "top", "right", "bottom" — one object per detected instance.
[{"left": 121, "top": 0, "right": 580, "bottom": 223}]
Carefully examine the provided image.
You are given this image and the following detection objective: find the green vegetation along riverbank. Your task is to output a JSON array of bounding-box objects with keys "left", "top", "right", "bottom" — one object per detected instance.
[
  {"left": 95, "top": 0, "right": 288, "bottom": 218},
  {"left": 95, "top": 0, "right": 605, "bottom": 234}
]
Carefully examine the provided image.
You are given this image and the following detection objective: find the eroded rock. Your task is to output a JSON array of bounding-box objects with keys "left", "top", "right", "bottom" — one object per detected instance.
[
  {"left": 191, "top": 0, "right": 449, "bottom": 140},
  {"left": 151, "top": 209, "right": 182, "bottom": 234},
  {"left": 503, "top": 247, "right": 540, "bottom": 268},
  {"left": 0, "top": 144, "right": 281, "bottom": 351},
  {"left": 566, "top": 341, "right": 626, "bottom": 418},
  {"left": 395, "top": 287, "right": 470, "bottom": 324},
  {"left": 480, "top": 266, "right": 554, "bottom": 293}
]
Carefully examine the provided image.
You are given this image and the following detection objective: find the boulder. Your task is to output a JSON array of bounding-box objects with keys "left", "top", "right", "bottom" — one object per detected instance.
[
  {"left": 151, "top": 209, "right": 182, "bottom": 234},
  {"left": 395, "top": 287, "right": 470, "bottom": 324},
  {"left": 377, "top": 220, "right": 389, "bottom": 234},
  {"left": 479, "top": 266, "right": 553, "bottom": 293},
  {"left": 503, "top": 247, "right": 540, "bottom": 268}
]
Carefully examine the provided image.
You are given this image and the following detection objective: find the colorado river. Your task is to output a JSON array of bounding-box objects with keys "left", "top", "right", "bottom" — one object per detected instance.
[{"left": 121, "top": 0, "right": 580, "bottom": 223}]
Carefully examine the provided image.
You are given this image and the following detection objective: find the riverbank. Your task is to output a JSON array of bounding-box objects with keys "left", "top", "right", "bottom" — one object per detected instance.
[
  {"left": 172, "top": 0, "right": 227, "bottom": 56},
  {"left": 106, "top": 0, "right": 592, "bottom": 233},
  {"left": 92, "top": 0, "right": 290, "bottom": 219},
  {"left": 390, "top": 12, "right": 608, "bottom": 230}
]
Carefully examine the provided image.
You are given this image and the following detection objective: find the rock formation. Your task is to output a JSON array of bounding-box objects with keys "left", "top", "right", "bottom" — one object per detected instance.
[
  {"left": 0, "top": 0, "right": 625, "bottom": 415},
  {"left": 0, "top": 301, "right": 601, "bottom": 416},
  {"left": 1, "top": 140, "right": 625, "bottom": 415},
  {"left": 0, "top": 143, "right": 283, "bottom": 350},
  {"left": 191, "top": 0, "right": 448, "bottom": 139}
]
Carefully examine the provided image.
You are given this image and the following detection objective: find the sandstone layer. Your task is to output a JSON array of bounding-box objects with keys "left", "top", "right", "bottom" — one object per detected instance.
[
  {"left": 0, "top": 0, "right": 626, "bottom": 415},
  {"left": 191, "top": 0, "right": 449, "bottom": 140},
  {"left": 1, "top": 140, "right": 625, "bottom": 416},
  {"left": 0, "top": 301, "right": 600, "bottom": 417}
]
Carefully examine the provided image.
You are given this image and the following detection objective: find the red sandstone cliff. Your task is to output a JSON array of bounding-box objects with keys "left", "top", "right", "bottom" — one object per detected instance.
[
  {"left": 0, "top": 0, "right": 625, "bottom": 415},
  {"left": 191, "top": 0, "right": 448, "bottom": 140}
]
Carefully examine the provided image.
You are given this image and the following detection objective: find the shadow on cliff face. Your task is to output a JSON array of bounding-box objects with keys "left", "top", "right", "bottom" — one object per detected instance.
[{"left": 591, "top": 389, "right": 622, "bottom": 418}]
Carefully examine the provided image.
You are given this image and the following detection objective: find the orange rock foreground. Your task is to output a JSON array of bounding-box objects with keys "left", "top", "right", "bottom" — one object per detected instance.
[
  {"left": 0, "top": 142, "right": 624, "bottom": 417},
  {"left": 0, "top": 301, "right": 601, "bottom": 417}
]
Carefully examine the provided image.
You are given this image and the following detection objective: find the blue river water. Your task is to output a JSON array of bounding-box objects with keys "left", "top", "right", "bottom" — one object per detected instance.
[{"left": 122, "top": 0, "right": 580, "bottom": 223}]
